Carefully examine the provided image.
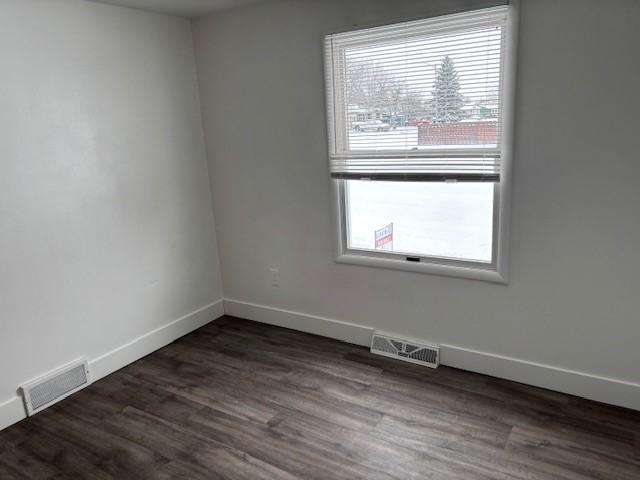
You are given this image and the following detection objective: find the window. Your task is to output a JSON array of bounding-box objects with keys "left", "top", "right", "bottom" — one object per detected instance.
[{"left": 324, "top": 4, "right": 517, "bottom": 282}]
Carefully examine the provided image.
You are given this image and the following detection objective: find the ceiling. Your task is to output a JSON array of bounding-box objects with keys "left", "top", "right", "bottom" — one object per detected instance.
[{"left": 87, "top": 0, "right": 270, "bottom": 17}]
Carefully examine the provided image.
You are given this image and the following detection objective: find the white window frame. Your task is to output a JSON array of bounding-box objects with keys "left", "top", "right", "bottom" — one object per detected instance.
[{"left": 324, "top": 2, "right": 519, "bottom": 284}]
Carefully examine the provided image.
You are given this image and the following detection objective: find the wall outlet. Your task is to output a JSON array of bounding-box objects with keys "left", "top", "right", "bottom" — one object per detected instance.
[{"left": 270, "top": 268, "right": 280, "bottom": 287}]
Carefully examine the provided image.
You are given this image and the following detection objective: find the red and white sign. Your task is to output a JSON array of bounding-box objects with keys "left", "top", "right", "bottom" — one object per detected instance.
[{"left": 375, "top": 223, "right": 394, "bottom": 251}]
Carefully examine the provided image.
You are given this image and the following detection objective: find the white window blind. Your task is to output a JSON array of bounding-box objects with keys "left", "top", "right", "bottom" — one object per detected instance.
[{"left": 324, "top": 6, "right": 508, "bottom": 182}]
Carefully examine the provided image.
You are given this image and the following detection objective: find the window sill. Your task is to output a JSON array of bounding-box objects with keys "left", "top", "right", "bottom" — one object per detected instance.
[{"left": 335, "top": 253, "right": 508, "bottom": 284}]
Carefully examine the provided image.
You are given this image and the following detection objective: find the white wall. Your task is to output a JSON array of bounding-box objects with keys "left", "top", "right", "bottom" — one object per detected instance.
[
  {"left": 0, "top": 0, "right": 223, "bottom": 424},
  {"left": 193, "top": 0, "right": 640, "bottom": 405}
]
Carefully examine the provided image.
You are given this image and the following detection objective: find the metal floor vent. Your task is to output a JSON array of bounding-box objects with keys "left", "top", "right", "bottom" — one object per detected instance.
[
  {"left": 371, "top": 333, "right": 439, "bottom": 368},
  {"left": 20, "top": 359, "right": 91, "bottom": 416}
]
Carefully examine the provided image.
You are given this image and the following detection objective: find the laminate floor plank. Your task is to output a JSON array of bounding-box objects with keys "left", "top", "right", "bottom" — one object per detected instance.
[
  {"left": 188, "top": 406, "right": 395, "bottom": 480},
  {"left": 505, "top": 426, "right": 640, "bottom": 480},
  {"left": 1, "top": 316, "right": 639, "bottom": 479},
  {"left": 4, "top": 416, "right": 113, "bottom": 480}
]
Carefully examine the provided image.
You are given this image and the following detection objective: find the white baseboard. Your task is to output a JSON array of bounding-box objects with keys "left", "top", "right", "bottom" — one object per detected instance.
[
  {"left": 0, "top": 396, "right": 26, "bottom": 434},
  {"left": 440, "top": 344, "right": 640, "bottom": 411},
  {"left": 224, "top": 299, "right": 374, "bottom": 347},
  {"left": 90, "top": 299, "right": 224, "bottom": 380},
  {"left": 0, "top": 299, "right": 224, "bottom": 432},
  {"left": 3, "top": 297, "right": 638, "bottom": 432},
  {"left": 224, "top": 299, "right": 640, "bottom": 412}
]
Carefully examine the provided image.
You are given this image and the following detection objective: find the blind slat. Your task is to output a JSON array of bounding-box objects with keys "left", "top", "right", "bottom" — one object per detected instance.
[{"left": 330, "top": 172, "right": 500, "bottom": 182}]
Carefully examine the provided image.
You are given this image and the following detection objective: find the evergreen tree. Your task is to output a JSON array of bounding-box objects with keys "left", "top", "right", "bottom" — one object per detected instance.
[{"left": 431, "top": 56, "right": 463, "bottom": 123}]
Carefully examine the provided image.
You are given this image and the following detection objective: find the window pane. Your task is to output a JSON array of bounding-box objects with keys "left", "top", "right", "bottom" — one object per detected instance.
[
  {"left": 346, "top": 181, "right": 494, "bottom": 262},
  {"left": 343, "top": 25, "right": 503, "bottom": 152}
]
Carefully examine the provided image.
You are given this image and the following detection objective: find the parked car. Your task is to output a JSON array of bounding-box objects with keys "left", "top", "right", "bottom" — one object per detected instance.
[
  {"left": 385, "top": 114, "right": 408, "bottom": 128},
  {"left": 409, "top": 117, "right": 432, "bottom": 127},
  {"left": 353, "top": 120, "right": 392, "bottom": 132}
]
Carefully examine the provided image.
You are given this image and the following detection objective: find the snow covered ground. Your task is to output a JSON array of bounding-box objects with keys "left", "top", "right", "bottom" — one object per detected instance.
[
  {"left": 349, "top": 126, "right": 419, "bottom": 151},
  {"left": 346, "top": 179, "right": 494, "bottom": 263}
]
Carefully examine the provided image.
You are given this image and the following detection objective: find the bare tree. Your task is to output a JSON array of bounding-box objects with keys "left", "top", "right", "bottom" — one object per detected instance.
[{"left": 346, "top": 61, "right": 425, "bottom": 117}]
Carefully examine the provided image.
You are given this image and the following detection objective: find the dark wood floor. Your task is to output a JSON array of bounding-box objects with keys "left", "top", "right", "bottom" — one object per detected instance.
[{"left": 1, "top": 316, "right": 639, "bottom": 479}]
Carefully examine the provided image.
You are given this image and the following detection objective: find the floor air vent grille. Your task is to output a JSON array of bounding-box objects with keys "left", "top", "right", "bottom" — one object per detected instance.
[
  {"left": 21, "top": 359, "right": 91, "bottom": 415},
  {"left": 371, "top": 333, "right": 439, "bottom": 368}
]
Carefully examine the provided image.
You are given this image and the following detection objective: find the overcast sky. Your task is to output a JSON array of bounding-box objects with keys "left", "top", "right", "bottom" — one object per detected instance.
[{"left": 345, "top": 25, "right": 503, "bottom": 102}]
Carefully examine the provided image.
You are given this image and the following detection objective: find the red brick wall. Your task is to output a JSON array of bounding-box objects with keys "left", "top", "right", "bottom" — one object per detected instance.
[{"left": 418, "top": 121, "right": 498, "bottom": 146}]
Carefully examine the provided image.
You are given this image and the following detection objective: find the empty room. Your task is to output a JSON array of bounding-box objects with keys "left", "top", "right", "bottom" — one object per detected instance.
[{"left": 1, "top": 0, "right": 639, "bottom": 478}]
